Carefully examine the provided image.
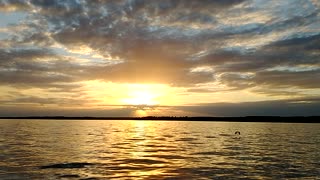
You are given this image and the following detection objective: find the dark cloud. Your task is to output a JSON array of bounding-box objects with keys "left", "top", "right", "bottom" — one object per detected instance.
[
  {"left": 0, "top": 105, "right": 135, "bottom": 117},
  {"left": 0, "top": 48, "right": 74, "bottom": 86},
  {"left": 179, "top": 98, "right": 320, "bottom": 116},
  {"left": 254, "top": 70, "right": 320, "bottom": 89},
  {"left": 0, "top": 0, "right": 320, "bottom": 116},
  {"left": 1, "top": 0, "right": 318, "bottom": 86},
  {"left": 0, "top": 96, "right": 87, "bottom": 106},
  {"left": 0, "top": 48, "right": 53, "bottom": 63},
  {"left": 252, "top": 88, "right": 304, "bottom": 97},
  {"left": 266, "top": 33, "right": 320, "bottom": 52}
]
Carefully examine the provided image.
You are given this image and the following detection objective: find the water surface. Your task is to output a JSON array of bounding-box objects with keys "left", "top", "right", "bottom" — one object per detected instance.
[{"left": 0, "top": 120, "right": 319, "bottom": 179}]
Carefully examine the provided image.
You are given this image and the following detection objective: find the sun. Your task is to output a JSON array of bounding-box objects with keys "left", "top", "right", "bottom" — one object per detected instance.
[
  {"left": 121, "top": 85, "right": 161, "bottom": 117},
  {"left": 123, "top": 90, "right": 158, "bottom": 105}
]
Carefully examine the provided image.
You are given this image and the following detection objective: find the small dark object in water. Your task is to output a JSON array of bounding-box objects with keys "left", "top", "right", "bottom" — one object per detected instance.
[
  {"left": 40, "top": 162, "right": 92, "bottom": 169},
  {"left": 235, "top": 131, "right": 240, "bottom": 135}
]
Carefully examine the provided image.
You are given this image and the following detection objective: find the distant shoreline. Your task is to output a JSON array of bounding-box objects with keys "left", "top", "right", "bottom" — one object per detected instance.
[{"left": 0, "top": 116, "right": 319, "bottom": 123}]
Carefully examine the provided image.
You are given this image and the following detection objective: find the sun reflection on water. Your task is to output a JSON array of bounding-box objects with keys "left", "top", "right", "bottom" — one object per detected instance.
[{"left": 1, "top": 120, "right": 319, "bottom": 179}]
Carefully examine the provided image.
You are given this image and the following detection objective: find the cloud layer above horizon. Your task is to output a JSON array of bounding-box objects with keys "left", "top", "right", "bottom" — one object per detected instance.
[{"left": 0, "top": 0, "right": 320, "bottom": 116}]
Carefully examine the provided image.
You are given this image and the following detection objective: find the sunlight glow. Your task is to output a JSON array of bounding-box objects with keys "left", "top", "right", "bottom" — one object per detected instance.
[
  {"left": 135, "top": 109, "right": 148, "bottom": 116},
  {"left": 123, "top": 90, "right": 158, "bottom": 105}
]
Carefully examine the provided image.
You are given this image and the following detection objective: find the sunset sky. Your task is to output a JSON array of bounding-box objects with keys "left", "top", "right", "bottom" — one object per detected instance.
[{"left": 0, "top": 0, "right": 320, "bottom": 117}]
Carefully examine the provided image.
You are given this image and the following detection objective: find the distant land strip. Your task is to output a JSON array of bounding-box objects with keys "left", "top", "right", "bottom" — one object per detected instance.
[{"left": 0, "top": 116, "right": 319, "bottom": 123}]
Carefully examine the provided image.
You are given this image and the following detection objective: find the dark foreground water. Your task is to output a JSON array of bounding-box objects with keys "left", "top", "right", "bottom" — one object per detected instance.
[{"left": 0, "top": 120, "right": 319, "bottom": 179}]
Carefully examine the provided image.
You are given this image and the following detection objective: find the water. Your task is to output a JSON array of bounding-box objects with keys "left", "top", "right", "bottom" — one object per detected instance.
[{"left": 0, "top": 120, "right": 319, "bottom": 179}]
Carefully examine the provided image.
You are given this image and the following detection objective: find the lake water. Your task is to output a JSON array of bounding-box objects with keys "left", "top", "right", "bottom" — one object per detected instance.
[{"left": 0, "top": 120, "right": 319, "bottom": 179}]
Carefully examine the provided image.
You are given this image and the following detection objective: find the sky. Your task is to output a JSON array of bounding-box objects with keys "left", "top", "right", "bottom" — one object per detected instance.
[{"left": 0, "top": 0, "right": 320, "bottom": 117}]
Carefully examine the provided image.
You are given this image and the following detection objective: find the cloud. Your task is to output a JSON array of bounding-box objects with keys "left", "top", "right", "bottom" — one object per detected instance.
[
  {"left": 0, "top": 0, "right": 320, "bottom": 116},
  {"left": 178, "top": 98, "right": 320, "bottom": 116},
  {"left": 0, "top": 48, "right": 76, "bottom": 86},
  {"left": 1, "top": 1, "right": 318, "bottom": 81},
  {"left": 0, "top": 105, "right": 135, "bottom": 117}
]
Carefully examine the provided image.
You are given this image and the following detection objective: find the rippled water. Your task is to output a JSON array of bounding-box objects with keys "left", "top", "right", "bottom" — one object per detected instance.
[{"left": 0, "top": 120, "right": 319, "bottom": 179}]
